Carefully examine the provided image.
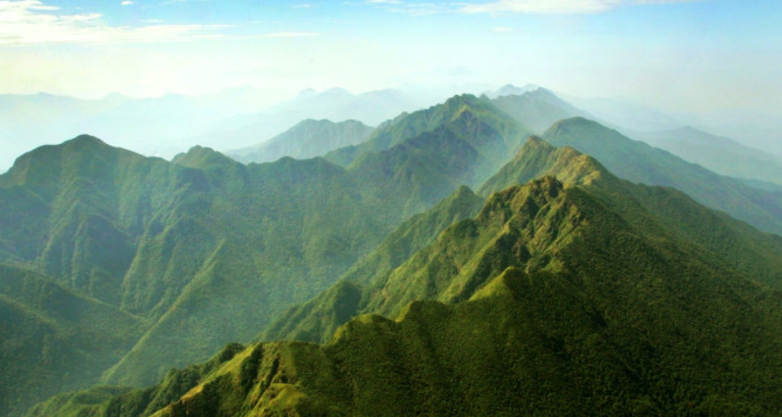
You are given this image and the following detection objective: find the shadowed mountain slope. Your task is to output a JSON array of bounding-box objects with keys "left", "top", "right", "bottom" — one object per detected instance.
[
  {"left": 262, "top": 185, "right": 486, "bottom": 344},
  {"left": 0, "top": 264, "right": 144, "bottom": 417}
]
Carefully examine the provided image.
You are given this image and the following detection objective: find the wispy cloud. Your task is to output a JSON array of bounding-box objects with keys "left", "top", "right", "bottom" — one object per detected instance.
[
  {"left": 293, "top": 3, "right": 316, "bottom": 8},
  {"left": 262, "top": 31, "right": 321, "bottom": 38},
  {"left": 462, "top": 0, "right": 707, "bottom": 14},
  {"left": 120, "top": 1, "right": 134, "bottom": 6},
  {"left": 364, "top": 0, "right": 449, "bottom": 16},
  {"left": 363, "top": 0, "right": 694, "bottom": 16},
  {"left": 0, "top": 0, "right": 230, "bottom": 45},
  {"left": 163, "top": 0, "right": 215, "bottom": 4},
  {"left": 492, "top": 27, "right": 515, "bottom": 32}
]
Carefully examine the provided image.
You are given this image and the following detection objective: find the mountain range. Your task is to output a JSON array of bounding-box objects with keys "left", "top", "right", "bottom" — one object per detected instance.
[
  {"left": 26, "top": 136, "right": 782, "bottom": 417},
  {"left": 2, "top": 87, "right": 782, "bottom": 417},
  {"left": 228, "top": 119, "right": 375, "bottom": 164},
  {"left": 629, "top": 126, "right": 782, "bottom": 186},
  {"left": 0, "top": 93, "right": 534, "bottom": 417},
  {"left": 0, "top": 87, "right": 427, "bottom": 173},
  {"left": 0, "top": 88, "right": 272, "bottom": 171},
  {"left": 193, "top": 88, "right": 428, "bottom": 153}
]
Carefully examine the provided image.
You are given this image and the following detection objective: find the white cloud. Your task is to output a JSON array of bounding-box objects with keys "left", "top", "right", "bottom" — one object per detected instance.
[
  {"left": 0, "top": 0, "right": 229, "bottom": 45},
  {"left": 121, "top": 1, "right": 134, "bottom": 6},
  {"left": 366, "top": 0, "right": 402, "bottom": 4},
  {"left": 462, "top": 0, "right": 706, "bottom": 14},
  {"left": 293, "top": 3, "right": 315, "bottom": 8}
]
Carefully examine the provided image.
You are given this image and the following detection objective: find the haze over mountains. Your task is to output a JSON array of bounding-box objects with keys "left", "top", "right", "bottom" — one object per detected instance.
[
  {"left": 629, "top": 126, "right": 782, "bottom": 186},
  {"left": 5, "top": 83, "right": 782, "bottom": 180},
  {"left": 0, "top": 87, "right": 428, "bottom": 172},
  {"left": 2, "top": 84, "right": 782, "bottom": 417},
  {"left": 228, "top": 119, "right": 375, "bottom": 164}
]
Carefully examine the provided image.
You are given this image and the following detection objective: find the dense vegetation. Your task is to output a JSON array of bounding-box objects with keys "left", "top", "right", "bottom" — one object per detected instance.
[
  {"left": 31, "top": 171, "right": 782, "bottom": 416},
  {"left": 0, "top": 93, "right": 532, "bottom": 417},
  {"left": 265, "top": 137, "right": 782, "bottom": 346},
  {"left": 25, "top": 343, "right": 246, "bottom": 417},
  {"left": 6, "top": 91, "right": 782, "bottom": 417},
  {"left": 262, "top": 184, "right": 486, "bottom": 344},
  {"left": 0, "top": 265, "right": 144, "bottom": 415}
]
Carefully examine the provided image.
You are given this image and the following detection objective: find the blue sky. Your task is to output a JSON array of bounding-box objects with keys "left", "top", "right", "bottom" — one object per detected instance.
[{"left": 1, "top": 0, "right": 780, "bottom": 115}]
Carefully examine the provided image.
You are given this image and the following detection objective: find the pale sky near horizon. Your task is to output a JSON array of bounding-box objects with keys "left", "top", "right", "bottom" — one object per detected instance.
[{"left": 1, "top": 0, "right": 781, "bottom": 117}]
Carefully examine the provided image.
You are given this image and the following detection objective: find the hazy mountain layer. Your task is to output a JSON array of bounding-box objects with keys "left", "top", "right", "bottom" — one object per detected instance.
[
  {"left": 483, "top": 83, "right": 541, "bottom": 98},
  {"left": 629, "top": 126, "right": 782, "bottom": 186},
  {"left": 542, "top": 117, "right": 782, "bottom": 235},
  {"left": 0, "top": 88, "right": 275, "bottom": 171},
  {"left": 563, "top": 94, "right": 685, "bottom": 132},
  {"left": 492, "top": 88, "right": 593, "bottom": 133},
  {"left": 228, "top": 119, "right": 374, "bottom": 164},
  {"left": 196, "top": 88, "right": 426, "bottom": 152},
  {"left": 325, "top": 94, "right": 530, "bottom": 168}
]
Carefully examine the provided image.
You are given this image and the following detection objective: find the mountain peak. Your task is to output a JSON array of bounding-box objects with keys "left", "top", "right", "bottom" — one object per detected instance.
[
  {"left": 521, "top": 135, "right": 553, "bottom": 151},
  {"left": 479, "top": 175, "right": 565, "bottom": 223},
  {"left": 321, "top": 87, "right": 353, "bottom": 97},
  {"left": 296, "top": 88, "right": 318, "bottom": 99},
  {"left": 101, "top": 92, "right": 129, "bottom": 101},
  {"left": 0, "top": 135, "right": 140, "bottom": 190},
  {"left": 439, "top": 94, "right": 499, "bottom": 122},
  {"left": 443, "top": 93, "right": 481, "bottom": 107},
  {"left": 65, "top": 134, "right": 107, "bottom": 147},
  {"left": 490, "top": 83, "right": 541, "bottom": 98},
  {"left": 479, "top": 136, "right": 612, "bottom": 196},
  {"left": 454, "top": 184, "right": 474, "bottom": 197},
  {"left": 552, "top": 116, "right": 597, "bottom": 129},
  {"left": 172, "top": 145, "right": 236, "bottom": 169},
  {"left": 524, "top": 86, "right": 557, "bottom": 98}
]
